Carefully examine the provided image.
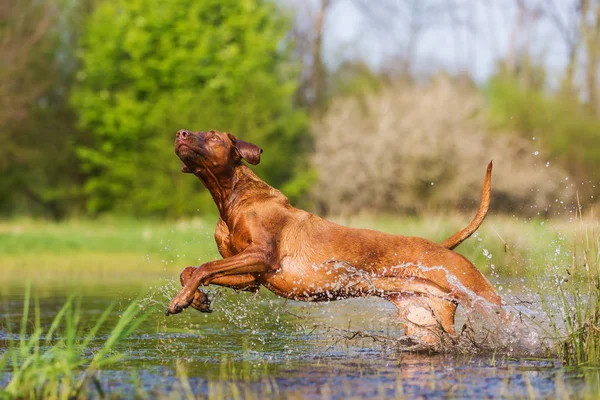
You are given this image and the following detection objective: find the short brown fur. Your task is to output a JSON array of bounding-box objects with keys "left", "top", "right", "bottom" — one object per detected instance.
[{"left": 167, "top": 129, "right": 502, "bottom": 343}]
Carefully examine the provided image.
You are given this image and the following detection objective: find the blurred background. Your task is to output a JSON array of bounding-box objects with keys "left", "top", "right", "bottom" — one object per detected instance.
[
  {"left": 1, "top": 0, "right": 598, "bottom": 220},
  {"left": 3, "top": 4, "right": 600, "bottom": 397}
]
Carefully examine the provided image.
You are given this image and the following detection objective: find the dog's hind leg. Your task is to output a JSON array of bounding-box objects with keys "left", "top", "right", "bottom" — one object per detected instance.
[
  {"left": 368, "top": 276, "right": 456, "bottom": 333},
  {"left": 386, "top": 294, "right": 457, "bottom": 344}
]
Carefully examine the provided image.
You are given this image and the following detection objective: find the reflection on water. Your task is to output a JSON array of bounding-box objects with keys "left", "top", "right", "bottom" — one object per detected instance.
[{"left": 1, "top": 281, "right": 598, "bottom": 398}]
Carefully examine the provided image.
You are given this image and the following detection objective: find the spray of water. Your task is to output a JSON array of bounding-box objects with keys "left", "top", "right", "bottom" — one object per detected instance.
[{"left": 142, "top": 199, "right": 598, "bottom": 363}]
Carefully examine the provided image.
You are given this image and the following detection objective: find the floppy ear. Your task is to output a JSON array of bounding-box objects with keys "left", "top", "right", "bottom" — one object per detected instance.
[{"left": 228, "top": 133, "right": 262, "bottom": 165}]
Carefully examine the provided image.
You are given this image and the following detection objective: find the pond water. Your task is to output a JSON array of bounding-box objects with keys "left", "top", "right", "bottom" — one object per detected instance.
[{"left": 1, "top": 278, "right": 599, "bottom": 399}]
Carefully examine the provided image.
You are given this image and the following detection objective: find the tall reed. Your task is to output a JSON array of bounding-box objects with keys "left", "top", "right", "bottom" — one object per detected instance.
[
  {"left": 539, "top": 203, "right": 600, "bottom": 366},
  {"left": 0, "top": 287, "right": 152, "bottom": 399}
]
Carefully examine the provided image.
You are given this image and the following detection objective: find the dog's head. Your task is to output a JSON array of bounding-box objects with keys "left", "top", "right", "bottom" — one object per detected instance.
[{"left": 174, "top": 129, "right": 262, "bottom": 175}]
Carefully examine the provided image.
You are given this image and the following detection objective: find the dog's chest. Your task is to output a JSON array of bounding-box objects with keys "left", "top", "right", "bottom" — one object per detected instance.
[{"left": 214, "top": 223, "right": 252, "bottom": 257}]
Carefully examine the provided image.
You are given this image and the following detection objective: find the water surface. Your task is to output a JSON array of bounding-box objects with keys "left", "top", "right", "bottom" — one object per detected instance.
[{"left": 1, "top": 279, "right": 599, "bottom": 398}]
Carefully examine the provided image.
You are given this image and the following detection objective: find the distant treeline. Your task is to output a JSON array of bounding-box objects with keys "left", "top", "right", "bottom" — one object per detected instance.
[{"left": 1, "top": 0, "right": 599, "bottom": 219}]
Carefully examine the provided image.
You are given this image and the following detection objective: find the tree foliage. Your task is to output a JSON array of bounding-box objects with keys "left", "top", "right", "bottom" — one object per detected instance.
[
  {"left": 72, "top": 0, "right": 309, "bottom": 216},
  {"left": 0, "top": 0, "right": 92, "bottom": 219},
  {"left": 486, "top": 68, "right": 600, "bottom": 182},
  {"left": 313, "top": 76, "right": 573, "bottom": 216}
]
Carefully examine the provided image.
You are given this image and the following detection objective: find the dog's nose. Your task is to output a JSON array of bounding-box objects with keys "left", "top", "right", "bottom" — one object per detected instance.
[{"left": 176, "top": 129, "right": 191, "bottom": 140}]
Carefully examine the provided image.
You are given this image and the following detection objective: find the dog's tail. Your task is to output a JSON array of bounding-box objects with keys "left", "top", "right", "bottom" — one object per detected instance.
[{"left": 440, "top": 161, "right": 493, "bottom": 250}]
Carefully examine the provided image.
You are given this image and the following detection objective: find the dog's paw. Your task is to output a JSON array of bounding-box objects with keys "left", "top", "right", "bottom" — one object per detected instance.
[
  {"left": 190, "top": 289, "right": 212, "bottom": 313},
  {"left": 165, "top": 291, "right": 194, "bottom": 316}
]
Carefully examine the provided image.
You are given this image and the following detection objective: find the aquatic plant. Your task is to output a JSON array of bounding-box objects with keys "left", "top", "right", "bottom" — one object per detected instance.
[
  {"left": 0, "top": 288, "right": 151, "bottom": 399},
  {"left": 542, "top": 204, "right": 600, "bottom": 366}
]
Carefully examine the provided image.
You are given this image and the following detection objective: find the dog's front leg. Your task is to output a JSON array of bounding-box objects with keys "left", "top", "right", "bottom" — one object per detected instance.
[
  {"left": 181, "top": 266, "right": 260, "bottom": 292},
  {"left": 166, "top": 246, "right": 271, "bottom": 315},
  {"left": 178, "top": 267, "right": 212, "bottom": 313},
  {"left": 179, "top": 267, "right": 260, "bottom": 313}
]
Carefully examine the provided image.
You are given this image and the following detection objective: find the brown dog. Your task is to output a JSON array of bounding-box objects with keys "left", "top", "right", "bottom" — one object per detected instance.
[{"left": 167, "top": 129, "right": 502, "bottom": 343}]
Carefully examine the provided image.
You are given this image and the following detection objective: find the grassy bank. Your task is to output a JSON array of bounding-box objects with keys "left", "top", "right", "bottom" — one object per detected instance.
[
  {"left": 0, "top": 214, "right": 586, "bottom": 282},
  {"left": 0, "top": 217, "right": 220, "bottom": 283},
  {"left": 2, "top": 215, "right": 600, "bottom": 397}
]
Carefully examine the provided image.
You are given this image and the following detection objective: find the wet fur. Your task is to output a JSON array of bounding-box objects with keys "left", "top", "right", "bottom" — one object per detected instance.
[{"left": 167, "top": 129, "right": 502, "bottom": 343}]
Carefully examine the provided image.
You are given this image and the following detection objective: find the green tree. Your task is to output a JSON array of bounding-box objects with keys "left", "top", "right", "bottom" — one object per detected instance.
[
  {"left": 71, "top": 0, "right": 309, "bottom": 216},
  {"left": 0, "top": 0, "right": 95, "bottom": 219},
  {"left": 486, "top": 66, "right": 600, "bottom": 182}
]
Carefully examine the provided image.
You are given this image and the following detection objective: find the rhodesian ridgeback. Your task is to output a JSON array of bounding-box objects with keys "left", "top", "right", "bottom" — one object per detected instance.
[{"left": 166, "top": 129, "right": 502, "bottom": 343}]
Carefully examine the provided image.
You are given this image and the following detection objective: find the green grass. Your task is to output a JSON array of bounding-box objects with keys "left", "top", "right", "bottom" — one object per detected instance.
[
  {"left": 535, "top": 208, "right": 600, "bottom": 366},
  {"left": 0, "top": 217, "right": 221, "bottom": 282},
  {"left": 0, "top": 216, "right": 218, "bottom": 256},
  {"left": 0, "top": 287, "right": 152, "bottom": 399},
  {"left": 0, "top": 214, "right": 582, "bottom": 282}
]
